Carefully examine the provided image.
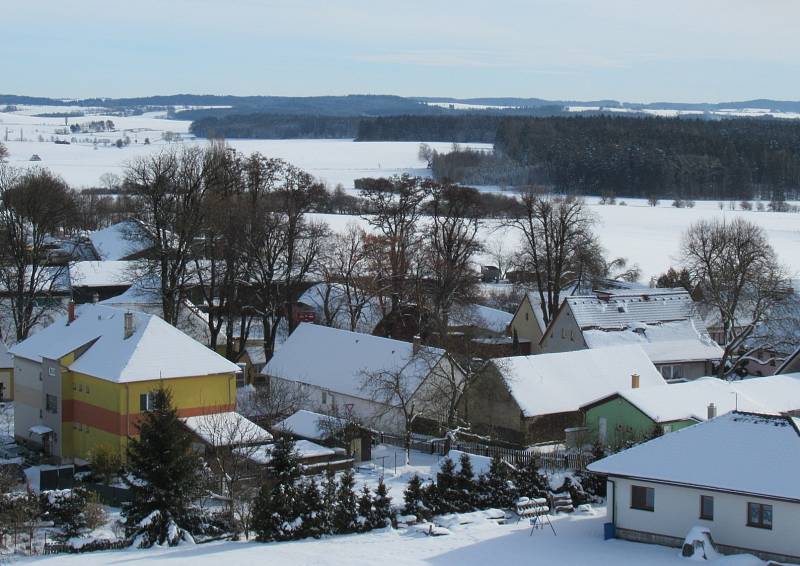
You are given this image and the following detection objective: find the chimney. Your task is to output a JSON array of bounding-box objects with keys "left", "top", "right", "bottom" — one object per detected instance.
[
  {"left": 412, "top": 335, "right": 421, "bottom": 354},
  {"left": 707, "top": 402, "right": 717, "bottom": 420},
  {"left": 124, "top": 312, "right": 135, "bottom": 339},
  {"left": 67, "top": 301, "right": 76, "bottom": 324},
  {"left": 631, "top": 373, "right": 640, "bottom": 389}
]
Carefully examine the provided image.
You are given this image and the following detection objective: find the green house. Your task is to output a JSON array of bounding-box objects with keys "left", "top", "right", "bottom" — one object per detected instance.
[{"left": 580, "top": 376, "right": 774, "bottom": 450}]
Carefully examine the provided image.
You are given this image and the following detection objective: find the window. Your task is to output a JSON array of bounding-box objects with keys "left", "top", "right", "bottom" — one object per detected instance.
[
  {"left": 525, "top": 312, "right": 529, "bottom": 321},
  {"left": 48, "top": 367, "right": 56, "bottom": 377},
  {"left": 631, "top": 485, "right": 654, "bottom": 511},
  {"left": 659, "top": 364, "right": 685, "bottom": 381},
  {"left": 45, "top": 394, "right": 58, "bottom": 414},
  {"left": 321, "top": 390, "right": 327, "bottom": 404},
  {"left": 747, "top": 503, "right": 772, "bottom": 530},
  {"left": 700, "top": 495, "right": 714, "bottom": 520},
  {"left": 85, "top": 385, "right": 90, "bottom": 394},
  {"left": 139, "top": 392, "right": 155, "bottom": 412},
  {"left": 78, "top": 383, "right": 83, "bottom": 393},
  {"left": 662, "top": 424, "right": 672, "bottom": 434}
]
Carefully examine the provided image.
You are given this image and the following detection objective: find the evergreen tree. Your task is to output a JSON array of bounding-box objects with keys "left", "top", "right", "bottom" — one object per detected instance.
[
  {"left": 479, "top": 457, "right": 517, "bottom": 509},
  {"left": 123, "top": 387, "right": 201, "bottom": 546},
  {"left": 252, "top": 435, "right": 303, "bottom": 541},
  {"left": 514, "top": 458, "right": 549, "bottom": 500},
  {"left": 357, "top": 484, "right": 373, "bottom": 532},
  {"left": 456, "top": 453, "right": 476, "bottom": 511},
  {"left": 371, "top": 477, "right": 392, "bottom": 529},
  {"left": 298, "top": 477, "right": 325, "bottom": 538},
  {"left": 402, "top": 474, "right": 427, "bottom": 520},
  {"left": 333, "top": 469, "right": 359, "bottom": 534},
  {"left": 436, "top": 457, "right": 458, "bottom": 513},
  {"left": 320, "top": 468, "right": 338, "bottom": 534}
]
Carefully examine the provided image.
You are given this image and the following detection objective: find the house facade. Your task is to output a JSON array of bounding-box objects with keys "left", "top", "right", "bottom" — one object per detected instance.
[
  {"left": 539, "top": 289, "right": 722, "bottom": 380},
  {"left": 589, "top": 412, "right": 800, "bottom": 564},
  {"left": 12, "top": 303, "right": 240, "bottom": 462},
  {"left": 508, "top": 293, "right": 546, "bottom": 355},
  {"left": 263, "top": 324, "right": 464, "bottom": 435},
  {"left": 463, "top": 345, "right": 666, "bottom": 445}
]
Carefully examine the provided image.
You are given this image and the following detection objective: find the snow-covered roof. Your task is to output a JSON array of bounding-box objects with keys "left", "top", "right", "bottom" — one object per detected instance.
[
  {"left": 69, "top": 260, "right": 134, "bottom": 288},
  {"left": 493, "top": 345, "right": 666, "bottom": 417},
  {"left": 244, "top": 345, "right": 267, "bottom": 366},
  {"left": 566, "top": 290, "right": 699, "bottom": 329},
  {"left": 239, "top": 439, "right": 335, "bottom": 464},
  {"left": 10, "top": 304, "right": 240, "bottom": 383},
  {"left": 776, "top": 346, "right": 800, "bottom": 375},
  {"left": 274, "top": 409, "right": 346, "bottom": 441},
  {"left": 0, "top": 341, "right": 12, "bottom": 369},
  {"left": 592, "top": 377, "right": 773, "bottom": 423},
  {"left": 730, "top": 373, "right": 800, "bottom": 415},
  {"left": 588, "top": 412, "right": 800, "bottom": 501},
  {"left": 265, "top": 324, "right": 444, "bottom": 399},
  {"left": 582, "top": 320, "right": 723, "bottom": 364},
  {"left": 181, "top": 412, "right": 272, "bottom": 446},
  {"left": 88, "top": 220, "right": 152, "bottom": 261},
  {"left": 450, "top": 304, "right": 513, "bottom": 334}
]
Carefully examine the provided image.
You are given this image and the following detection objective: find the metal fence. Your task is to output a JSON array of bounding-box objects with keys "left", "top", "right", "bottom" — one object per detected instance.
[{"left": 376, "top": 434, "right": 592, "bottom": 472}]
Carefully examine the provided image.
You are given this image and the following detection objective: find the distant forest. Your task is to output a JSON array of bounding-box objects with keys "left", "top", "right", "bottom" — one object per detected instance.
[
  {"left": 429, "top": 116, "right": 800, "bottom": 200},
  {"left": 190, "top": 114, "right": 361, "bottom": 139}
]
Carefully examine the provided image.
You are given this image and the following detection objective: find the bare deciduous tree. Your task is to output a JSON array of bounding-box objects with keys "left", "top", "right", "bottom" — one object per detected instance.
[
  {"left": 424, "top": 182, "right": 483, "bottom": 340},
  {"left": 238, "top": 378, "right": 311, "bottom": 427},
  {"left": 126, "top": 146, "right": 209, "bottom": 326},
  {"left": 360, "top": 175, "right": 428, "bottom": 325},
  {"left": 509, "top": 189, "right": 598, "bottom": 325},
  {"left": 680, "top": 217, "right": 790, "bottom": 378},
  {"left": 0, "top": 166, "right": 75, "bottom": 341}
]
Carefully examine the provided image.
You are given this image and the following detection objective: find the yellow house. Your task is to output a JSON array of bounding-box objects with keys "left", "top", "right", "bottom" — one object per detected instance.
[
  {"left": 11, "top": 303, "right": 240, "bottom": 463},
  {"left": 509, "top": 292, "right": 548, "bottom": 355}
]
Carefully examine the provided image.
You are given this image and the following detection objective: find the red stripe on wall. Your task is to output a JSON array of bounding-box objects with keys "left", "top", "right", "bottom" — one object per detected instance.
[{"left": 64, "top": 400, "right": 236, "bottom": 436}]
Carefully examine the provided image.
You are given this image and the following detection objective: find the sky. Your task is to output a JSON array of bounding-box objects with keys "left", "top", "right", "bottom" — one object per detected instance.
[{"left": 3, "top": 0, "right": 800, "bottom": 103}]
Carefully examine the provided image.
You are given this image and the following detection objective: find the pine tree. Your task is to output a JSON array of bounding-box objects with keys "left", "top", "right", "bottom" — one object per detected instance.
[
  {"left": 514, "top": 458, "right": 548, "bottom": 500},
  {"left": 332, "top": 469, "right": 358, "bottom": 534},
  {"left": 252, "top": 435, "right": 303, "bottom": 541},
  {"left": 320, "top": 468, "right": 338, "bottom": 535},
  {"left": 402, "top": 474, "right": 426, "bottom": 520},
  {"left": 357, "top": 484, "right": 373, "bottom": 532},
  {"left": 456, "top": 453, "right": 476, "bottom": 511},
  {"left": 123, "top": 387, "right": 201, "bottom": 546},
  {"left": 371, "top": 477, "right": 392, "bottom": 529},
  {"left": 298, "top": 477, "right": 325, "bottom": 538},
  {"left": 436, "top": 457, "right": 457, "bottom": 513},
  {"left": 480, "top": 456, "right": 516, "bottom": 509}
]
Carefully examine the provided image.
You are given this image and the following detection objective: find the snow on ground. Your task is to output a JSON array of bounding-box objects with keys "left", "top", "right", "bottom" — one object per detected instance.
[
  {"left": 19, "top": 505, "right": 766, "bottom": 566},
  {"left": 0, "top": 107, "right": 489, "bottom": 189},
  {"left": 309, "top": 203, "right": 800, "bottom": 285}
]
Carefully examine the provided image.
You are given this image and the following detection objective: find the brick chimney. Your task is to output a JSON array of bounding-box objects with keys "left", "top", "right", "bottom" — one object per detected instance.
[
  {"left": 707, "top": 402, "right": 717, "bottom": 420},
  {"left": 124, "top": 312, "right": 135, "bottom": 339},
  {"left": 631, "top": 373, "right": 640, "bottom": 389},
  {"left": 67, "top": 301, "right": 76, "bottom": 324}
]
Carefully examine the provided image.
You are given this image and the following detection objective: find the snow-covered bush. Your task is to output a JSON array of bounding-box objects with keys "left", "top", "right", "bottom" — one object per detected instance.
[{"left": 40, "top": 488, "right": 92, "bottom": 540}]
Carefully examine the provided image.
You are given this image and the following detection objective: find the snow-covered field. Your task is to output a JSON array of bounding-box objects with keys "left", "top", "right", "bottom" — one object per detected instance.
[
  {"left": 311, "top": 201, "right": 800, "bottom": 284},
  {"left": 3, "top": 106, "right": 799, "bottom": 282},
  {"left": 0, "top": 106, "right": 488, "bottom": 189}
]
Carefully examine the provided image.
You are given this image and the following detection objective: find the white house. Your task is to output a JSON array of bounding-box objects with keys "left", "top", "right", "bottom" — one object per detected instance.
[
  {"left": 588, "top": 411, "right": 800, "bottom": 564},
  {"left": 539, "top": 289, "right": 723, "bottom": 380},
  {"left": 263, "top": 324, "right": 464, "bottom": 434}
]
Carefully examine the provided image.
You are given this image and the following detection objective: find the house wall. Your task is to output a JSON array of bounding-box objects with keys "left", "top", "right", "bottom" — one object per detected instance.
[
  {"left": 538, "top": 305, "right": 585, "bottom": 354},
  {"left": 608, "top": 477, "right": 800, "bottom": 563},
  {"left": 14, "top": 357, "right": 45, "bottom": 448},
  {"left": 584, "top": 397, "right": 695, "bottom": 449},
  {"left": 41, "top": 358, "right": 63, "bottom": 457},
  {"left": 510, "top": 296, "right": 544, "bottom": 355},
  {"left": 59, "top": 371, "right": 236, "bottom": 462},
  {"left": 0, "top": 368, "right": 12, "bottom": 401},
  {"left": 269, "top": 375, "right": 406, "bottom": 434},
  {"left": 461, "top": 366, "right": 525, "bottom": 444},
  {"left": 522, "top": 411, "right": 582, "bottom": 444},
  {"left": 655, "top": 361, "right": 709, "bottom": 381}
]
